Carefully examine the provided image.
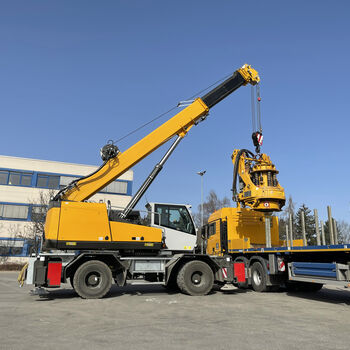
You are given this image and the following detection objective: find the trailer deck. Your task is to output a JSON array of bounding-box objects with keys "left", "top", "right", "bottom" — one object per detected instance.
[{"left": 230, "top": 243, "right": 350, "bottom": 254}]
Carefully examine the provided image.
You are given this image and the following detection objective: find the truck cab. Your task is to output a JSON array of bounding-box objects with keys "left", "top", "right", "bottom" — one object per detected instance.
[{"left": 146, "top": 202, "right": 197, "bottom": 252}]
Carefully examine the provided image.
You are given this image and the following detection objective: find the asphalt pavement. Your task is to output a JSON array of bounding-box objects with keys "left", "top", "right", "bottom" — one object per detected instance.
[{"left": 0, "top": 271, "right": 350, "bottom": 350}]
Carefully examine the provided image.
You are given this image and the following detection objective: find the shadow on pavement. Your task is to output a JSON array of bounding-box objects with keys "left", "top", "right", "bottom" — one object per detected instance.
[
  {"left": 34, "top": 283, "right": 350, "bottom": 305},
  {"left": 284, "top": 287, "right": 350, "bottom": 305},
  {"left": 35, "top": 283, "right": 184, "bottom": 301}
]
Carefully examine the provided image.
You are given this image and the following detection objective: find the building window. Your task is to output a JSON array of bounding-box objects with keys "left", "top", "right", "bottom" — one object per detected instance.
[
  {"left": 8, "top": 172, "right": 21, "bottom": 185},
  {"left": 0, "top": 170, "right": 32, "bottom": 186},
  {"left": 101, "top": 181, "right": 128, "bottom": 194},
  {"left": 37, "top": 174, "right": 60, "bottom": 189},
  {"left": 0, "top": 171, "right": 9, "bottom": 185},
  {"left": 60, "top": 176, "right": 80, "bottom": 189},
  {"left": 0, "top": 204, "right": 29, "bottom": 220},
  {"left": 0, "top": 247, "right": 11, "bottom": 255}
]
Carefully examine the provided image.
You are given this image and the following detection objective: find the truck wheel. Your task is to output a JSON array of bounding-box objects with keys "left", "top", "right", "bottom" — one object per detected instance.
[
  {"left": 73, "top": 260, "right": 112, "bottom": 299},
  {"left": 177, "top": 260, "right": 214, "bottom": 296},
  {"left": 251, "top": 262, "right": 267, "bottom": 292}
]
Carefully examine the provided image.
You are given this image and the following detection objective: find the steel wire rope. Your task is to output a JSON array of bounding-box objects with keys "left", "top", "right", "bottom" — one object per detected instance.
[
  {"left": 256, "top": 84, "right": 262, "bottom": 133},
  {"left": 251, "top": 85, "right": 256, "bottom": 133},
  {"left": 112, "top": 73, "right": 232, "bottom": 144}
]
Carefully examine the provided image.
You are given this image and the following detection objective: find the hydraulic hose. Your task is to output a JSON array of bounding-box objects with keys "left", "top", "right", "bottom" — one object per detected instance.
[
  {"left": 53, "top": 160, "right": 108, "bottom": 201},
  {"left": 231, "top": 149, "right": 255, "bottom": 201}
]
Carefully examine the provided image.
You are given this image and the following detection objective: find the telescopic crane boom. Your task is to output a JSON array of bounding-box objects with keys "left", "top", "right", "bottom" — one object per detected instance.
[{"left": 55, "top": 64, "right": 260, "bottom": 203}]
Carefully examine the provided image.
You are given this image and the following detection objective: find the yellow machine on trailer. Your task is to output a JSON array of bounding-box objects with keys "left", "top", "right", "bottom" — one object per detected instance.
[{"left": 205, "top": 149, "right": 286, "bottom": 255}]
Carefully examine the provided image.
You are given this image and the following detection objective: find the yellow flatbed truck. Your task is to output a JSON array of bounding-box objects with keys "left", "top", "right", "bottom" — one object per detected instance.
[
  {"left": 203, "top": 149, "right": 350, "bottom": 292},
  {"left": 204, "top": 206, "right": 350, "bottom": 292}
]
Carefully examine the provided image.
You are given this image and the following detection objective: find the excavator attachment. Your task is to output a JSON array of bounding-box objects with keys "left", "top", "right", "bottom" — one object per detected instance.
[{"left": 232, "top": 149, "right": 285, "bottom": 212}]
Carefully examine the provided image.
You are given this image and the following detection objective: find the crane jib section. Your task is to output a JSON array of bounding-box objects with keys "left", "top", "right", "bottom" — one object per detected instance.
[
  {"left": 63, "top": 99, "right": 209, "bottom": 201},
  {"left": 61, "top": 64, "right": 260, "bottom": 202}
]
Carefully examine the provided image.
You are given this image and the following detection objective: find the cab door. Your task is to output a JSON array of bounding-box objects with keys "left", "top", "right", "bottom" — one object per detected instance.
[{"left": 152, "top": 204, "right": 197, "bottom": 251}]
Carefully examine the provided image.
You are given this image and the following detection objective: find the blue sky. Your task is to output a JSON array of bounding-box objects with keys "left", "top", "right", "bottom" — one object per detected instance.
[{"left": 0, "top": 1, "right": 349, "bottom": 223}]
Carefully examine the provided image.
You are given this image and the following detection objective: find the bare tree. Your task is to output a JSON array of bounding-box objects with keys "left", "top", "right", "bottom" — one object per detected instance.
[
  {"left": 0, "top": 224, "right": 23, "bottom": 263},
  {"left": 194, "top": 190, "right": 231, "bottom": 226},
  {"left": 278, "top": 195, "right": 296, "bottom": 240},
  {"left": 337, "top": 220, "right": 350, "bottom": 243},
  {"left": 24, "top": 190, "right": 55, "bottom": 253},
  {"left": 324, "top": 220, "right": 350, "bottom": 244}
]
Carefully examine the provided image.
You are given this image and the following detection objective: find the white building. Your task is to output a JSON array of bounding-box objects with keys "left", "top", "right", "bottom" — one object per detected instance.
[{"left": 0, "top": 155, "right": 133, "bottom": 260}]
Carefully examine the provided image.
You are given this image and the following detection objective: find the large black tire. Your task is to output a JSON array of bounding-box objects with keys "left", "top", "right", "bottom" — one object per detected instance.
[
  {"left": 73, "top": 260, "right": 112, "bottom": 299},
  {"left": 251, "top": 262, "right": 268, "bottom": 292},
  {"left": 177, "top": 260, "right": 214, "bottom": 296}
]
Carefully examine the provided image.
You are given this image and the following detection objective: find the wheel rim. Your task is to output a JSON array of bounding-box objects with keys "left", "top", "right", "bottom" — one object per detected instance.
[
  {"left": 191, "top": 272, "right": 202, "bottom": 285},
  {"left": 85, "top": 272, "right": 101, "bottom": 288},
  {"left": 253, "top": 269, "right": 262, "bottom": 286}
]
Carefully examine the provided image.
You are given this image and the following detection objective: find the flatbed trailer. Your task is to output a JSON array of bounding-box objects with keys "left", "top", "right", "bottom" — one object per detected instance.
[{"left": 229, "top": 244, "right": 350, "bottom": 292}]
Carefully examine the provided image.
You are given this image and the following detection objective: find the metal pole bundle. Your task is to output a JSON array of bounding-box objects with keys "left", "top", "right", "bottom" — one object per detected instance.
[
  {"left": 265, "top": 215, "right": 272, "bottom": 248},
  {"left": 333, "top": 218, "right": 338, "bottom": 245},
  {"left": 301, "top": 211, "right": 307, "bottom": 246},
  {"left": 286, "top": 224, "right": 290, "bottom": 248},
  {"left": 327, "top": 206, "right": 335, "bottom": 245},
  {"left": 314, "top": 209, "right": 321, "bottom": 246},
  {"left": 320, "top": 220, "right": 326, "bottom": 245},
  {"left": 289, "top": 213, "right": 293, "bottom": 247}
]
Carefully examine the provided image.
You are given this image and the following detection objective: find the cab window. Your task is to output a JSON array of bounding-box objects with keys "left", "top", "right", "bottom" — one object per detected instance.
[
  {"left": 154, "top": 204, "right": 195, "bottom": 235},
  {"left": 208, "top": 222, "right": 216, "bottom": 237}
]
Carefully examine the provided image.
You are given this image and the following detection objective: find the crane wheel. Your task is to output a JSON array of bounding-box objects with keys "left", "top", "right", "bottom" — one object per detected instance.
[
  {"left": 73, "top": 260, "right": 112, "bottom": 299},
  {"left": 176, "top": 260, "right": 214, "bottom": 296},
  {"left": 251, "top": 262, "right": 267, "bottom": 292}
]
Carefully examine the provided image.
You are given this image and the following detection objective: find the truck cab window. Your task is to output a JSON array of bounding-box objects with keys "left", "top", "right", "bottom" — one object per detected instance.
[{"left": 154, "top": 204, "right": 195, "bottom": 235}]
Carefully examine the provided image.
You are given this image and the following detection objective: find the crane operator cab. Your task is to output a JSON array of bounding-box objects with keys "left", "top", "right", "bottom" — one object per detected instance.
[{"left": 146, "top": 202, "right": 197, "bottom": 252}]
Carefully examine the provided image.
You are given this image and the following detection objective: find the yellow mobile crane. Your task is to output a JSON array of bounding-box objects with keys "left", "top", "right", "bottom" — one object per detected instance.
[
  {"left": 43, "top": 64, "right": 260, "bottom": 253},
  {"left": 22, "top": 64, "right": 273, "bottom": 299}
]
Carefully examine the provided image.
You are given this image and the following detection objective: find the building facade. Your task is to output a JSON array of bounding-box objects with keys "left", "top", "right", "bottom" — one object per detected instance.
[{"left": 0, "top": 155, "right": 133, "bottom": 260}]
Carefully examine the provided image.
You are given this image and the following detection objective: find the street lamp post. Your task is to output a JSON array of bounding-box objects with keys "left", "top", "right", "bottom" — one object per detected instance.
[{"left": 197, "top": 170, "right": 206, "bottom": 254}]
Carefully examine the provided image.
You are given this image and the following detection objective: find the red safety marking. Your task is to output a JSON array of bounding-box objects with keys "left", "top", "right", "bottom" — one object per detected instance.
[
  {"left": 47, "top": 262, "right": 62, "bottom": 287},
  {"left": 233, "top": 262, "right": 246, "bottom": 283},
  {"left": 222, "top": 268, "right": 228, "bottom": 279},
  {"left": 278, "top": 260, "right": 285, "bottom": 272}
]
